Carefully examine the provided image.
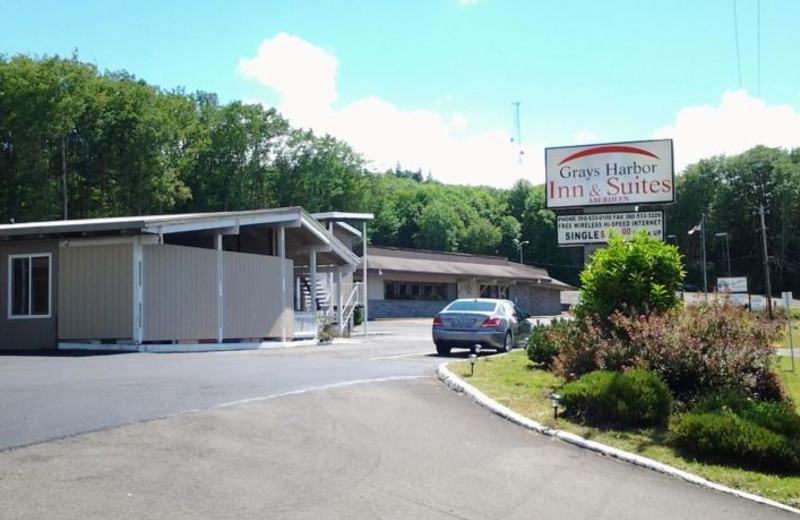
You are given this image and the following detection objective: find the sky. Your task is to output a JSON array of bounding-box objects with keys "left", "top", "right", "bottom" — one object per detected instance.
[{"left": 3, "top": 0, "right": 800, "bottom": 188}]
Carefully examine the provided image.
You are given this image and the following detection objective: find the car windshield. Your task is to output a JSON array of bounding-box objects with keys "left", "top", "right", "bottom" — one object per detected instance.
[{"left": 446, "top": 300, "right": 497, "bottom": 312}]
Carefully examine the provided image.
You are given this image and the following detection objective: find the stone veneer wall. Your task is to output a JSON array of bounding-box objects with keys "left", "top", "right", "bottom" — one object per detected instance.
[
  {"left": 368, "top": 300, "right": 450, "bottom": 319},
  {"left": 368, "top": 286, "right": 563, "bottom": 319},
  {"left": 510, "top": 286, "right": 562, "bottom": 316}
]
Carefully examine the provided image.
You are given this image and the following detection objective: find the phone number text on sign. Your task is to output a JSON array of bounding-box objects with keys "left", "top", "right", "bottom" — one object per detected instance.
[{"left": 557, "top": 212, "right": 664, "bottom": 246}]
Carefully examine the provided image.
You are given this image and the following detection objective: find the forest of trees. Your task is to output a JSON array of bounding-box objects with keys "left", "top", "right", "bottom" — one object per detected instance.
[{"left": 2, "top": 55, "right": 799, "bottom": 292}]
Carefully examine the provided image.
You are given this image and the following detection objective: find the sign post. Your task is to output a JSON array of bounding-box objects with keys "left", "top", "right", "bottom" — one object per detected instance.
[{"left": 783, "top": 291, "right": 795, "bottom": 372}]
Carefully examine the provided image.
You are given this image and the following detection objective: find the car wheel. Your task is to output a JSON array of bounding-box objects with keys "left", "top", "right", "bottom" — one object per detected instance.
[
  {"left": 501, "top": 332, "right": 513, "bottom": 353},
  {"left": 436, "top": 343, "right": 451, "bottom": 356}
]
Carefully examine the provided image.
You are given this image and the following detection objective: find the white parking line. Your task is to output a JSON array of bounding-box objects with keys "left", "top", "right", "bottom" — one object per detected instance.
[{"left": 369, "top": 351, "right": 432, "bottom": 360}]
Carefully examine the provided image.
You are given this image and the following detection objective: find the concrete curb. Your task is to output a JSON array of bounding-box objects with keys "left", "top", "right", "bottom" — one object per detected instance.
[{"left": 437, "top": 362, "right": 800, "bottom": 517}]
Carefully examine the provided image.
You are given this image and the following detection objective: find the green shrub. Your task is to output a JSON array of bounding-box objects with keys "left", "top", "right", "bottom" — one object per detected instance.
[
  {"left": 353, "top": 306, "right": 363, "bottom": 326},
  {"left": 560, "top": 369, "right": 672, "bottom": 427},
  {"left": 667, "top": 411, "right": 800, "bottom": 472},
  {"left": 576, "top": 230, "right": 685, "bottom": 322},
  {"left": 526, "top": 318, "right": 574, "bottom": 368},
  {"left": 693, "top": 392, "right": 800, "bottom": 438}
]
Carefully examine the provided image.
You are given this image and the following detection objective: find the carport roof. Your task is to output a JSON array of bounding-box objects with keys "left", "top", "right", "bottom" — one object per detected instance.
[
  {"left": 361, "top": 246, "right": 575, "bottom": 290},
  {"left": 0, "top": 207, "right": 360, "bottom": 266}
]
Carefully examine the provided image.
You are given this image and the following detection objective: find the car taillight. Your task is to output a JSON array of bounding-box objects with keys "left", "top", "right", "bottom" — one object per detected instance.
[
  {"left": 433, "top": 316, "right": 443, "bottom": 327},
  {"left": 481, "top": 317, "right": 501, "bottom": 328}
]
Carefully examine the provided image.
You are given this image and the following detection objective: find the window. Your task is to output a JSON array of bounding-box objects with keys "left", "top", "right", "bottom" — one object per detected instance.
[
  {"left": 9, "top": 254, "right": 51, "bottom": 318},
  {"left": 384, "top": 281, "right": 453, "bottom": 301},
  {"left": 446, "top": 300, "right": 497, "bottom": 312}
]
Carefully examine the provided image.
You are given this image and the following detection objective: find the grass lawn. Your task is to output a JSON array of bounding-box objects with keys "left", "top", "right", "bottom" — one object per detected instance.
[
  {"left": 776, "top": 308, "right": 800, "bottom": 349},
  {"left": 450, "top": 351, "right": 800, "bottom": 507}
]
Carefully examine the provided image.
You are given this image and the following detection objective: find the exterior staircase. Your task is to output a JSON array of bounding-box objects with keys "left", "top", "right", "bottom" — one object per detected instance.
[{"left": 297, "top": 274, "right": 362, "bottom": 336}]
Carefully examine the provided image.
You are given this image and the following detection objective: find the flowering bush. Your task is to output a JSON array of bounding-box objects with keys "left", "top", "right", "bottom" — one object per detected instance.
[
  {"left": 615, "top": 303, "right": 785, "bottom": 403},
  {"left": 552, "top": 302, "right": 787, "bottom": 404}
]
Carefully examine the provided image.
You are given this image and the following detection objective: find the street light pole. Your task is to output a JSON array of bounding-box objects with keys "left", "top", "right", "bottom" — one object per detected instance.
[{"left": 513, "top": 239, "right": 529, "bottom": 264}]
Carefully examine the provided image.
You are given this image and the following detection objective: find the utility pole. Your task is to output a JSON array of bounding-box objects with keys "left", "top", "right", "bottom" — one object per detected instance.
[
  {"left": 61, "top": 132, "right": 68, "bottom": 220},
  {"left": 759, "top": 203, "right": 773, "bottom": 318}
]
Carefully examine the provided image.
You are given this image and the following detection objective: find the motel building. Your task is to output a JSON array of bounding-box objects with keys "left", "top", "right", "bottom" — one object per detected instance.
[
  {"left": 0, "top": 208, "right": 372, "bottom": 352},
  {"left": 356, "top": 246, "right": 574, "bottom": 319}
]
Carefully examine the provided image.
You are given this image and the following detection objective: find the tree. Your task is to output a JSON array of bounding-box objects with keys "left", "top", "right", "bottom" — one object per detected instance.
[
  {"left": 413, "top": 201, "right": 464, "bottom": 251},
  {"left": 461, "top": 218, "right": 502, "bottom": 255}
]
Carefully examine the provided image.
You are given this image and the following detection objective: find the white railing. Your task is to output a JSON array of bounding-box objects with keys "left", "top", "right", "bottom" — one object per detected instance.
[{"left": 339, "top": 282, "right": 362, "bottom": 334}]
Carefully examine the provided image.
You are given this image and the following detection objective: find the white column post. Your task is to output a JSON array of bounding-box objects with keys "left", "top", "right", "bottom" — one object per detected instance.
[
  {"left": 132, "top": 239, "right": 144, "bottom": 345},
  {"left": 215, "top": 232, "right": 223, "bottom": 343},
  {"left": 336, "top": 269, "right": 344, "bottom": 335},
  {"left": 295, "top": 275, "right": 301, "bottom": 311},
  {"left": 309, "top": 247, "right": 318, "bottom": 316},
  {"left": 362, "top": 221, "right": 368, "bottom": 337},
  {"left": 278, "top": 226, "right": 287, "bottom": 342}
]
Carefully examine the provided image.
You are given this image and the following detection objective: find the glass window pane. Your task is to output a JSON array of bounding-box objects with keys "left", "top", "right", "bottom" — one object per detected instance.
[
  {"left": 410, "top": 283, "right": 420, "bottom": 300},
  {"left": 11, "top": 257, "right": 30, "bottom": 316},
  {"left": 446, "top": 300, "right": 497, "bottom": 312},
  {"left": 31, "top": 256, "right": 50, "bottom": 315}
]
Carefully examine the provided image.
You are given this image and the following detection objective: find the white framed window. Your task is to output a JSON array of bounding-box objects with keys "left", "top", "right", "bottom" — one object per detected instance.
[{"left": 8, "top": 253, "right": 52, "bottom": 319}]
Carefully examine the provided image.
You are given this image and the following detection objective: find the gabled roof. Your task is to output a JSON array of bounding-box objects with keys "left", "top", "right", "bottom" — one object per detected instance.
[{"left": 362, "top": 246, "right": 574, "bottom": 290}]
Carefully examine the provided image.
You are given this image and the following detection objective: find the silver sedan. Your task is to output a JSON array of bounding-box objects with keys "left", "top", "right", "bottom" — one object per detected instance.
[{"left": 432, "top": 298, "right": 532, "bottom": 356}]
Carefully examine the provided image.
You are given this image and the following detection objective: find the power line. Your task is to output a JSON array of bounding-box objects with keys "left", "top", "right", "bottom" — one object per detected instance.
[
  {"left": 732, "top": 0, "right": 742, "bottom": 88},
  {"left": 757, "top": 0, "right": 761, "bottom": 96}
]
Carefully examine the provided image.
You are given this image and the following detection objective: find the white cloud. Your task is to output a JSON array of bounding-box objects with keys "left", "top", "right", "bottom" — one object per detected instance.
[
  {"left": 573, "top": 129, "right": 597, "bottom": 144},
  {"left": 238, "top": 33, "right": 544, "bottom": 188},
  {"left": 459, "top": 0, "right": 478, "bottom": 5},
  {"left": 653, "top": 90, "right": 800, "bottom": 172},
  {"left": 450, "top": 113, "right": 469, "bottom": 132},
  {"left": 237, "top": 33, "right": 338, "bottom": 129}
]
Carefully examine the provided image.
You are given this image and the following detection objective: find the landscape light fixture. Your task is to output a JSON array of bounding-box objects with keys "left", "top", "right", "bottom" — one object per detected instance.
[
  {"left": 550, "top": 393, "right": 561, "bottom": 420},
  {"left": 469, "top": 353, "right": 477, "bottom": 376}
]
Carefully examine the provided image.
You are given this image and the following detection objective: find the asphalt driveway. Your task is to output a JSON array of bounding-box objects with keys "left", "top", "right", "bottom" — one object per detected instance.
[{"left": 0, "top": 319, "right": 795, "bottom": 519}]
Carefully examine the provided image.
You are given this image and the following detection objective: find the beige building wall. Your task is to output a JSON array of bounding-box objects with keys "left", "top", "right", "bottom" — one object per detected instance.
[
  {"left": 143, "top": 244, "right": 217, "bottom": 342},
  {"left": 58, "top": 243, "right": 132, "bottom": 340},
  {"left": 223, "top": 251, "right": 293, "bottom": 339}
]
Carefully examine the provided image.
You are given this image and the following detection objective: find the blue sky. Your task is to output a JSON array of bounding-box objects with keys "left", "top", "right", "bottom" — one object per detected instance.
[{"left": 3, "top": 0, "right": 800, "bottom": 187}]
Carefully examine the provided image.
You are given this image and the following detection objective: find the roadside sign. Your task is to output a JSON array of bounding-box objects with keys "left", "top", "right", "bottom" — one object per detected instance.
[
  {"left": 545, "top": 139, "right": 674, "bottom": 209},
  {"left": 783, "top": 292, "right": 796, "bottom": 372},
  {"left": 717, "top": 277, "right": 748, "bottom": 293},
  {"left": 750, "top": 295, "right": 766, "bottom": 311},
  {"left": 729, "top": 293, "right": 749, "bottom": 306},
  {"left": 557, "top": 211, "right": 663, "bottom": 246}
]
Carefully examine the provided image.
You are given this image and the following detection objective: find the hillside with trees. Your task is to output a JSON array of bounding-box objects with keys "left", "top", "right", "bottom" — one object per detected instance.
[{"left": 2, "top": 55, "right": 799, "bottom": 291}]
